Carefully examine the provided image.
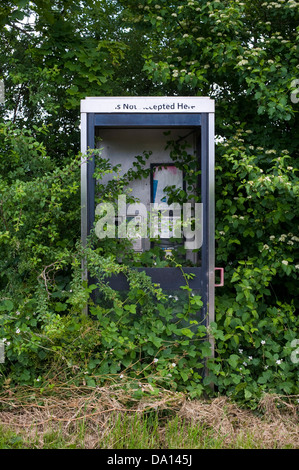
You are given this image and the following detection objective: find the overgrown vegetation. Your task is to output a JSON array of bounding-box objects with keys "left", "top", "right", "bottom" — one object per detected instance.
[
  {"left": 0, "top": 120, "right": 297, "bottom": 408},
  {"left": 0, "top": 0, "right": 298, "bottom": 417}
]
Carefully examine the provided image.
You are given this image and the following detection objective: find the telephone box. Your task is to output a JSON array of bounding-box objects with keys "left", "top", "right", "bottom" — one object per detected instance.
[{"left": 80, "top": 97, "right": 220, "bottom": 337}]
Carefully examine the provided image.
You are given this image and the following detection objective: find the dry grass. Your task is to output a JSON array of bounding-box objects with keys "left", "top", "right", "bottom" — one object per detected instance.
[
  {"left": 178, "top": 394, "right": 299, "bottom": 449},
  {"left": 0, "top": 384, "right": 298, "bottom": 449}
]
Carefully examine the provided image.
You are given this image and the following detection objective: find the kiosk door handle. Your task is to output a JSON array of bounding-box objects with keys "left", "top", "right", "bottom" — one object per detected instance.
[{"left": 215, "top": 267, "right": 224, "bottom": 287}]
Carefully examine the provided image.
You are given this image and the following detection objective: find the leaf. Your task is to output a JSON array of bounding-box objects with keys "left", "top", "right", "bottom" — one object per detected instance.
[
  {"left": 86, "top": 377, "right": 96, "bottom": 387},
  {"left": 181, "top": 328, "right": 194, "bottom": 338},
  {"left": 280, "top": 381, "right": 293, "bottom": 394},
  {"left": 11, "top": 10, "right": 26, "bottom": 21},
  {"left": 0, "top": 300, "right": 14, "bottom": 312},
  {"left": 180, "top": 371, "right": 189, "bottom": 382},
  {"left": 201, "top": 342, "right": 212, "bottom": 357},
  {"left": 54, "top": 302, "right": 67, "bottom": 312},
  {"left": 235, "top": 382, "right": 247, "bottom": 393},
  {"left": 233, "top": 334, "right": 239, "bottom": 346},
  {"left": 257, "top": 370, "right": 272, "bottom": 384},
  {"left": 228, "top": 354, "right": 240, "bottom": 369},
  {"left": 124, "top": 304, "right": 136, "bottom": 314}
]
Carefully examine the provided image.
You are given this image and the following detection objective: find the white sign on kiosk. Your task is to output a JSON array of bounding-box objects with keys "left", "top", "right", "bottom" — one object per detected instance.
[{"left": 81, "top": 96, "right": 214, "bottom": 114}]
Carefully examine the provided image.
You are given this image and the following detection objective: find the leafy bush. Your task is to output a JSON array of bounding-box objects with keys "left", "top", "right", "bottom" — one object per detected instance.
[
  {"left": 0, "top": 124, "right": 207, "bottom": 398},
  {"left": 209, "top": 132, "right": 299, "bottom": 404},
  {"left": 0, "top": 122, "right": 298, "bottom": 407}
]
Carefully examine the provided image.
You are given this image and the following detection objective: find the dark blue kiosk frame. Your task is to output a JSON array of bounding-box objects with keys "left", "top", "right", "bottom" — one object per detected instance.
[{"left": 80, "top": 97, "right": 216, "bottom": 343}]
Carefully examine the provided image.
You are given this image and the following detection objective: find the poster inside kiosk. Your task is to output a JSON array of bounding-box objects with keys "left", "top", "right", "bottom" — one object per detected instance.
[{"left": 80, "top": 96, "right": 215, "bottom": 329}]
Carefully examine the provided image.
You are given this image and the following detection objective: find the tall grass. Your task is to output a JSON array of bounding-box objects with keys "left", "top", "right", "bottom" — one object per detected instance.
[{"left": 0, "top": 411, "right": 297, "bottom": 449}]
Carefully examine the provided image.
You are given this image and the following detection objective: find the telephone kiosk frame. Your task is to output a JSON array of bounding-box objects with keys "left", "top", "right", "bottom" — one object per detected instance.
[{"left": 80, "top": 97, "right": 223, "bottom": 343}]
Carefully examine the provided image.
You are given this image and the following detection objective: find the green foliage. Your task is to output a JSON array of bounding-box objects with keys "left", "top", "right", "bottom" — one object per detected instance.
[
  {"left": 0, "top": 0, "right": 129, "bottom": 159},
  {"left": 206, "top": 136, "right": 299, "bottom": 405},
  {"left": 0, "top": 123, "right": 207, "bottom": 398},
  {"left": 0, "top": 116, "right": 298, "bottom": 406},
  {"left": 0, "top": 122, "right": 80, "bottom": 299},
  {"left": 83, "top": 249, "right": 206, "bottom": 396},
  {"left": 210, "top": 297, "right": 299, "bottom": 402}
]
